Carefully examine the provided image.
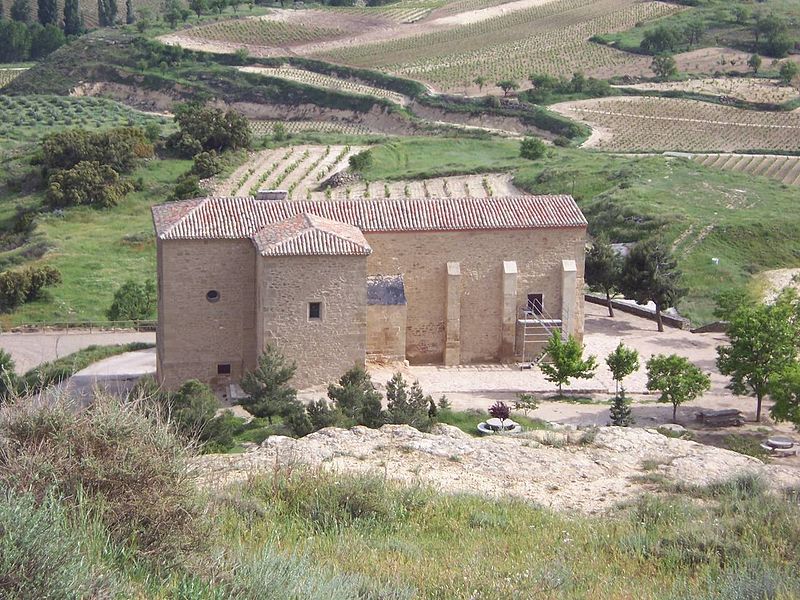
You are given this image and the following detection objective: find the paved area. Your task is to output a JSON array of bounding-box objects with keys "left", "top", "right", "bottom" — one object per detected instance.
[
  {"left": 0, "top": 330, "right": 155, "bottom": 373},
  {"left": 65, "top": 347, "right": 157, "bottom": 402}
]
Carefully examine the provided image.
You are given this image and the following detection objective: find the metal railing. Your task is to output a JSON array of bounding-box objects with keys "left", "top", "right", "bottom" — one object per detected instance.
[{"left": 518, "top": 305, "right": 562, "bottom": 365}]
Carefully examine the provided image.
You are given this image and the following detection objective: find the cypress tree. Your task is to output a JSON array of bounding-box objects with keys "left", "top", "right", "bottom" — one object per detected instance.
[
  {"left": 10, "top": 0, "right": 31, "bottom": 22},
  {"left": 63, "top": 0, "right": 80, "bottom": 35},
  {"left": 0, "top": 0, "right": 5, "bottom": 21},
  {"left": 97, "top": 0, "right": 116, "bottom": 25},
  {"left": 37, "top": 0, "right": 57, "bottom": 25},
  {"left": 125, "top": 0, "right": 132, "bottom": 23}
]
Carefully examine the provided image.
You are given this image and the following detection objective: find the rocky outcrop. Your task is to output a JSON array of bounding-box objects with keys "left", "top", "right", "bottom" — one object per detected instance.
[{"left": 193, "top": 424, "right": 800, "bottom": 514}]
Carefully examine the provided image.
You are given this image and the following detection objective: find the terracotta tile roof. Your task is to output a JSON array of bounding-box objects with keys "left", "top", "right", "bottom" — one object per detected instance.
[
  {"left": 252, "top": 213, "right": 371, "bottom": 257},
  {"left": 152, "top": 195, "right": 587, "bottom": 241}
]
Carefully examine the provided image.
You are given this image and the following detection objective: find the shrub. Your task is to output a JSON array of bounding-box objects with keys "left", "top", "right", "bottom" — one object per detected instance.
[
  {"left": 520, "top": 137, "right": 546, "bottom": 160},
  {"left": 106, "top": 279, "right": 156, "bottom": 321},
  {"left": 385, "top": 373, "right": 429, "bottom": 429},
  {"left": 171, "top": 172, "right": 203, "bottom": 201},
  {"left": 349, "top": 149, "right": 373, "bottom": 172},
  {"left": 191, "top": 150, "right": 222, "bottom": 178},
  {"left": 41, "top": 126, "right": 153, "bottom": 174},
  {"left": 0, "top": 393, "right": 205, "bottom": 560},
  {"left": 46, "top": 161, "right": 134, "bottom": 208},
  {"left": 327, "top": 365, "right": 384, "bottom": 428},
  {"left": 173, "top": 103, "right": 251, "bottom": 153},
  {"left": 0, "top": 492, "right": 111, "bottom": 599},
  {"left": 0, "top": 265, "right": 61, "bottom": 312}
]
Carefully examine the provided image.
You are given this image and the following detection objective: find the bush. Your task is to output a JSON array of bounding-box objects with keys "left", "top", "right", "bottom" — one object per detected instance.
[
  {"left": 349, "top": 149, "right": 373, "bottom": 172},
  {"left": 41, "top": 126, "right": 153, "bottom": 174},
  {"left": 106, "top": 279, "right": 156, "bottom": 321},
  {"left": 0, "top": 264, "right": 62, "bottom": 312},
  {"left": 171, "top": 172, "right": 203, "bottom": 200},
  {"left": 0, "top": 393, "right": 205, "bottom": 560},
  {"left": 174, "top": 103, "right": 251, "bottom": 154},
  {"left": 385, "top": 373, "right": 430, "bottom": 429},
  {"left": 191, "top": 150, "right": 222, "bottom": 178},
  {"left": 327, "top": 365, "right": 384, "bottom": 428},
  {"left": 0, "top": 492, "right": 111, "bottom": 599},
  {"left": 520, "top": 137, "right": 546, "bottom": 160},
  {"left": 46, "top": 160, "right": 134, "bottom": 209}
]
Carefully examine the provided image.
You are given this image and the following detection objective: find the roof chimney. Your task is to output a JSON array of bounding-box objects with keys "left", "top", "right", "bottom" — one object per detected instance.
[{"left": 255, "top": 189, "right": 288, "bottom": 202}]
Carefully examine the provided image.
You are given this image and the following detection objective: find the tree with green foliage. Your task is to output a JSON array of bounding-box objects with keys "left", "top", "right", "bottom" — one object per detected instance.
[
  {"left": 619, "top": 240, "right": 683, "bottom": 333},
  {"left": 514, "top": 392, "right": 539, "bottom": 416},
  {"left": 779, "top": 61, "right": 799, "bottom": 85},
  {"left": 209, "top": 0, "right": 226, "bottom": 14},
  {"left": 10, "top": 0, "right": 30, "bottom": 22},
  {"left": 0, "top": 0, "right": 4, "bottom": 19},
  {"left": 496, "top": 79, "right": 519, "bottom": 96},
  {"left": 173, "top": 103, "right": 251, "bottom": 153},
  {"left": 640, "top": 25, "right": 681, "bottom": 54},
  {"left": 97, "top": 0, "right": 116, "bottom": 25},
  {"left": 473, "top": 76, "right": 486, "bottom": 92},
  {"left": 106, "top": 279, "right": 156, "bottom": 321},
  {"left": 651, "top": 54, "right": 678, "bottom": 79},
  {"left": 36, "top": 0, "right": 56, "bottom": 24},
  {"left": 41, "top": 127, "right": 153, "bottom": 174},
  {"left": 0, "top": 349, "right": 17, "bottom": 402},
  {"left": 755, "top": 13, "right": 793, "bottom": 57},
  {"left": 0, "top": 20, "right": 31, "bottom": 60},
  {"left": 606, "top": 342, "right": 639, "bottom": 427},
  {"left": 63, "top": 0, "right": 81, "bottom": 35},
  {"left": 646, "top": 354, "right": 710, "bottom": 422},
  {"left": 240, "top": 345, "right": 299, "bottom": 424},
  {"left": 163, "top": 0, "right": 183, "bottom": 27},
  {"left": 716, "top": 291, "right": 800, "bottom": 422},
  {"left": 327, "top": 364, "right": 383, "bottom": 428},
  {"left": 520, "top": 137, "right": 546, "bottom": 160},
  {"left": 585, "top": 238, "right": 622, "bottom": 317},
  {"left": 385, "top": 373, "right": 430, "bottom": 429},
  {"left": 539, "top": 332, "right": 597, "bottom": 395},
  {"left": 684, "top": 18, "right": 705, "bottom": 47},
  {"left": 46, "top": 161, "right": 134, "bottom": 208},
  {"left": 189, "top": 0, "right": 206, "bottom": 18},
  {"left": 606, "top": 342, "right": 639, "bottom": 399},
  {"left": 769, "top": 363, "right": 800, "bottom": 427},
  {"left": 30, "top": 23, "right": 64, "bottom": 58},
  {"left": 306, "top": 398, "right": 340, "bottom": 431},
  {"left": 125, "top": 0, "right": 133, "bottom": 23},
  {"left": 747, "top": 53, "right": 762, "bottom": 74}
]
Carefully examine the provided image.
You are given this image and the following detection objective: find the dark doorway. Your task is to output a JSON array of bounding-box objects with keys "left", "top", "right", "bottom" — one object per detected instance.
[{"left": 527, "top": 294, "right": 543, "bottom": 316}]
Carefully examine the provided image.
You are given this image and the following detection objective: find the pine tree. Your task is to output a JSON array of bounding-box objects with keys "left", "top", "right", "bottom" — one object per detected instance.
[
  {"left": 609, "top": 388, "right": 633, "bottom": 427},
  {"left": 327, "top": 365, "right": 384, "bottom": 428},
  {"left": 63, "top": 0, "right": 80, "bottom": 35},
  {"left": 10, "top": 0, "right": 30, "bottom": 22},
  {"left": 37, "top": 0, "right": 57, "bottom": 25},
  {"left": 240, "top": 345, "right": 299, "bottom": 424},
  {"left": 385, "top": 373, "right": 429, "bottom": 429}
]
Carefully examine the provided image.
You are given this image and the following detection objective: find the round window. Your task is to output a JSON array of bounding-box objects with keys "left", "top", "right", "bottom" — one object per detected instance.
[{"left": 206, "top": 290, "right": 220, "bottom": 303}]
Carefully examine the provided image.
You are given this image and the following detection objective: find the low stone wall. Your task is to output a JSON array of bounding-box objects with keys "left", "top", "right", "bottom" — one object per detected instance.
[{"left": 585, "top": 295, "right": 691, "bottom": 330}]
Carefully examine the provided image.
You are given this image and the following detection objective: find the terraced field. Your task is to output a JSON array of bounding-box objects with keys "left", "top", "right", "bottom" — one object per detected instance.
[
  {"left": 0, "top": 95, "right": 166, "bottom": 142},
  {"left": 0, "top": 67, "right": 28, "bottom": 89},
  {"left": 239, "top": 67, "right": 408, "bottom": 105},
  {"left": 692, "top": 153, "right": 800, "bottom": 187},
  {"left": 179, "top": 15, "right": 346, "bottom": 49},
  {"left": 215, "top": 144, "right": 518, "bottom": 200},
  {"left": 315, "top": 0, "right": 681, "bottom": 90},
  {"left": 615, "top": 77, "right": 800, "bottom": 105},
  {"left": 249, "top": 120, "right": 374, "bottom": 137},
  {"left": 552, "top": 97, "right": 800, "bottom": 152}
]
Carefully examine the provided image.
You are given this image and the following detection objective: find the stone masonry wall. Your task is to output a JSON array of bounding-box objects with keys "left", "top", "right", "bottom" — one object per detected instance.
[
  {"left": 157, "top": 239, "right": 257, "bottom": 389},
  {"left": 257, "top": 254, "right": 367, "bottom": 388},
  {"left": 366, "top": 304, "right": 407, "bottom": 361},
  {"left": 364, "top": 228, "right": 585, "bottom": 364}
]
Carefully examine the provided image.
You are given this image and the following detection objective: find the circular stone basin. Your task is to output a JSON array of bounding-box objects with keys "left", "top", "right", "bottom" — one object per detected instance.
[
  {"left": 766, "top": 436, "right": 794, "bottom": 450},
  {"left": 477, "top": 418, "right": 522, "bottom": 435}
]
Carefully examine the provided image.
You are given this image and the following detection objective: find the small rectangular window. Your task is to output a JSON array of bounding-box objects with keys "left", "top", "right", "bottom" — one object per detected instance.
[
  {"left": 308, "top": 302, "right": 322, "bottom": 320},
  {"left": 217, "top": 363, "right": 231, "bottom": 375}
]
